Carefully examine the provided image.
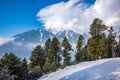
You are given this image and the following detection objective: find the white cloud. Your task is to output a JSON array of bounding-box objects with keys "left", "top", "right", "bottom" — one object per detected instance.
[
  {"left": 25, "top": 43, "right": 40, "bottom": 50},
  {"left": 12, "top": 41, "right": 22, "bottom": 46},
  {"left": 25, "top": 43, "right": 44, "bottom": 50},
  {"left": 92, "top": 0, "right": 120, "bottom": 26},
  {"left": 0, "top": 37, "right": 14, "bottom": 46},
  {"left": 37, "top": 0, "right": 120, "bottom": 34}
]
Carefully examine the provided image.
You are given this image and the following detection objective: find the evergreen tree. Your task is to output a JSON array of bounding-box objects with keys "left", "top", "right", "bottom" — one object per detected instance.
[
  {"left": 44, "top": 38, "right": 51, "bottom": 57},
  {"left": 0, "top": 53, "right": 24, "bottom": 80},
  {"left": 75, "top": 35, "right": 84, "bottom": 63},
  {"left": 89, "top": 18, "right": 107, "bottom": 38},
  {"left": 19, "top": 58, "right": 28, "bottom": 79},
  {"left": 62, "top": 37, "right": 72, "bottom": 66},
  {"left": 116, "top": 28, "right": 120, "bottom": 57},
  {"left": 118, "top": 33, "right": 120, "bottom": 57},
  {"left": 87, "top": 18, "right": 108, "bottom": 60},
  {"left": 48, "top": 37, "right": 61, "bottom": 71},
  {"left": 0, "top": 69, "right": 14, "bottom": 80},
  {"left": 28, "top": 66, "right": 42, "bottom": 80},
  {"left": 29, "top": 45, "right": 46, "bottom": 71},
  {"left": 107, "top": 26, "right": 116, "bottom": 58},
  {"left": 43, "top": 61, "right": 51, "bottom": 73},
  {"left": 0, "top": 53, "right": 21, "bottom": 74}
]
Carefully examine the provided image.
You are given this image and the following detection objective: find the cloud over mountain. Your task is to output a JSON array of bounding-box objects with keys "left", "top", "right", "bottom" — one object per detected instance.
[
  {"left": 37, "top": 0, "right": 120, "bottom": 34},
  {"left": 0, "top": 37, "right": 14, "bottom": 46}
]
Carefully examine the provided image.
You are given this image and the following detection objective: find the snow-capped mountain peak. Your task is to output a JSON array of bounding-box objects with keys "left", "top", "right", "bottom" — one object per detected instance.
[
  {"left": 13, "top": 29, "right": 54, "bottom": 44},
  {"left": 56, "top": 30, "right": 80, "bottom": 43},
  {"left": 0, "top": 29, "right": 83, "bottom": 58}
]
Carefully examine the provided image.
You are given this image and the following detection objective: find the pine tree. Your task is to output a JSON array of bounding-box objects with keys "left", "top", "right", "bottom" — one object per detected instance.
[
  {"left": 29, "top": 45, "right": 46, "bottom": 71},
  {"left": 87, "top": 18, "right": 108, "bottom": 60},
  {"left": 48, "top": 37, "right": 61, "bottom": 71},
  {"left": 0, "top": 69, "right": 14, "bottom": 80},
  {"left": 0, "top": 53, "right": 22, "bottom": 79},
  {"left": 107, "top": 26, "right": 116, "bottom": 58},
  {"left": 0, "top": 53, "right": 21, "bottom": 73},
  {"left": 44, "top": 38, "right": 51, "bottom": 57},
  {"left": 43, "top": 61, "right": 51, "bottom": 73},
  {"left": 118, "top": 33, "right": 120, "bottom": 57},
  {"left": 75, "top": 35, "right": 84, "bottom": 63},
  {"left": 19, "top": 58, "right": 28, "bottom": 79},
  {"left": 116, "top": 28, "right": 120, "bottom": 57},
  {"left": 62, "top": 37, "right": 72, "bottom": 66},
  {"left": 89, "top": 18, "right": 107, "bottom": 38}
]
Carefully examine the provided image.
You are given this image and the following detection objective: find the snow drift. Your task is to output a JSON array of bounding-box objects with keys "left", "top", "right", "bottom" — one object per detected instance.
[{"left": 39, "top": 58, "right": 120, "bottom": 80}]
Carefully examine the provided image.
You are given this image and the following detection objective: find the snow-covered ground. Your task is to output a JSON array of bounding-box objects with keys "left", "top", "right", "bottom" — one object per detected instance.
[{"left": 39, "top": 58, "right": 120, "bottom": 80}]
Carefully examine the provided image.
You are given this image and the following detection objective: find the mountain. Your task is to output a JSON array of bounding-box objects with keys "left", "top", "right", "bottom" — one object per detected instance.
[
  {"left": 39, "top": 58, "right": 120, "bottom": 80},
  {"left": 13, "top": 29, "right": 54, "bottom": 44},
  {"left": 56, "top": 30, "right": 80, "bottom": 43},
  {"left": 0, "top": 29, "right": 55, "bottom": 58},
  {"left": 0, "top": 29, "right": 83, "bottom": 58}
]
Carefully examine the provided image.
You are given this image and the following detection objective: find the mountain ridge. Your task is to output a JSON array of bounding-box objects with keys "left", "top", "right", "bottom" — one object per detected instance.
[{"left": 0, "top": 28, "right": 87, "bottom": 58}]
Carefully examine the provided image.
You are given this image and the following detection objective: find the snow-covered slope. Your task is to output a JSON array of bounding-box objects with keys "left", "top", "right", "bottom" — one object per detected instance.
[{"left": 39, "top": 58, "right": 120, "bottom": 80}]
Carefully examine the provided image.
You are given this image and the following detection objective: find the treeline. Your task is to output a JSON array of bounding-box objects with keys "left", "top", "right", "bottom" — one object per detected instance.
[{"left": 0, "top": 18, "right": 120, "bottom": 80}]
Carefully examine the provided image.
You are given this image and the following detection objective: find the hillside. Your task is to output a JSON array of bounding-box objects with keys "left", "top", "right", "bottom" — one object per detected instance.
[{"left": 39, "top": 58, "right": 120, "bottom": 80}]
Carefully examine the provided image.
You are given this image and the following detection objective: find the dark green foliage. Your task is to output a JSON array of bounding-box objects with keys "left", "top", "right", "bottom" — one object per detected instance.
[
  {"left": 0, "top": 53, "right": 21, "bottom": 78},
  {"left": 89, "top": 18, "right": 107, "bottom": 38},
  {"left": 62, "top": 37, "right": 72, "bottom": 65},
  {"left": 76, "top": 35, "right": 84, "bottom": 51},
  {"left": 62, "top": 37, "right": 72, "bottom": 51},
  {"left": 107, "top": 26, "right": 116, "bottom": 58},
  {"left": 0, "top": 53, "right": 21, "bottom": 70},
  {"left": 59, "top": 64, "right": 67, "bottom": 69},
  {"left": 43, "top": 61, "right": 51, "bottom": 73},
  {"left": 0, "top": 69, "right": 15, "bottom": 80},
  {"left": 29, "top": 45, "right": 46, "bottom": 71},
  {"left": 115, "top": 44, "right": 120, "bottom": 57},
  {"left": 115, "top": 29, "right": 120, "bottom": 57},
  {"left": 28, "top": 67, "right": 42, "bottom": 80},
  {"left": 87, "top": 18, "right": 108, "bottom": 60},
  {"left": 0, "top": 53, "right": 29, "bottom": 80},
  {"left": 48, "top": 37, "right": 61, "bottom": 71},
  {"left": 44, "top": 38, "right": 51, "bottom": 57},
  {"left": 19, "top": 58, "right": 28, "bottom": 80},
  {"left": 75, "top": 35, "right": 84, "bottom": 63},
  {"left": 29, "top": 45, "right": 46, "bottom": 79}
]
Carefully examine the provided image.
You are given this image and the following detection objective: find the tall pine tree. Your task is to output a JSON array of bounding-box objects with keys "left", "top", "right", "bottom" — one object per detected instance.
[
  {"left": 29, "top": 45, "right": 46, "bottom": 71},
  {"left": 48, "top": 37, "right": 61, "bottom": 71},
  {"left": 44, "top": 38, "right": 51, "bottom": 58},
  {"left": 107, "top": 26, "right": 116, "bottom": 58},
  {"left": 75, "top": 35, "right": 84, "bottom": 63},
  {"left": 87, "top": 18, "right": 108, "bottom": 60},
  {"left": 19, "top": 58, "right": 28, "bottom": 80},
  {"left": 116, "top": 28, "right": 120, "bottom": 57},
  {"left": 62, "top": 37, "right": 72, "bottom": 66}
]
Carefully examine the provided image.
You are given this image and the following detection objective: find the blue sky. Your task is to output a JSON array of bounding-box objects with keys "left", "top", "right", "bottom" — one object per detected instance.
[
  {"left": 0, "top": 0, "right": 68, "bottom": 37},
  {"left": 0, "top": 0, "right": 96, "bottom": 37}
]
